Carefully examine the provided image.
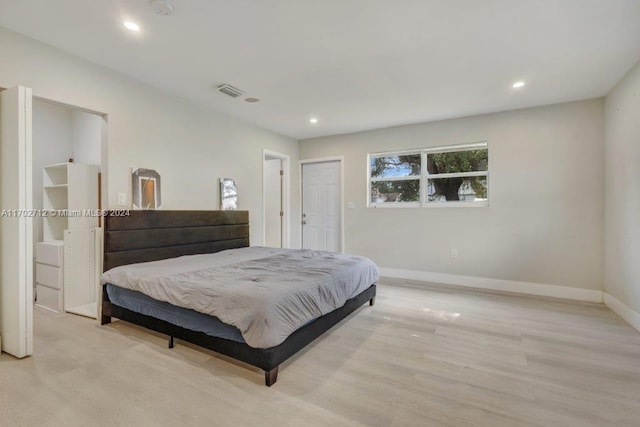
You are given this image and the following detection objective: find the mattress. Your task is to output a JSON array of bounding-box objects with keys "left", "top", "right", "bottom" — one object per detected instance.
[
  {"left": 105, "top": 284, "right": 245, "bottom": 342},
  {"left": 102, "top": 246, "right": 379, "bottom": 348}
]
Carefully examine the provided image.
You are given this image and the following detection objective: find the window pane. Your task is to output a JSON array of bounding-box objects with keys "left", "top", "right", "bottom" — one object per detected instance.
[
  {"left": 370, "top": 154, "right": 421, "bottom": 178},
  {"left": 427, "top": 176, "right": 487, "bottom": 202},
  {"left": 371, "top": 180, "right": 420, "bottom": 203},
  {"left": 427, "top": 149, "right": 487, "bottom": 175}
]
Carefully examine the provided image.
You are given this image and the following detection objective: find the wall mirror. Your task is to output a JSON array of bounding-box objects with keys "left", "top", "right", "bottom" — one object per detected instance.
[{"left": 132, "top": 168, "right": 161, "bottom": 209}]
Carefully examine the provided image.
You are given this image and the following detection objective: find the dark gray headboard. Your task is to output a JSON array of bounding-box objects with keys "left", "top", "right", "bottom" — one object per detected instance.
[{"left": 104, "top": 210, "right": 249, "bottom": 272}]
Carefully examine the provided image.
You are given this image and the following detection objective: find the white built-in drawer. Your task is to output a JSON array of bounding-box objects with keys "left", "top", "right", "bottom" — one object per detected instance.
[
  {"left": 36, "top": 284, "right": 63, "bottom": 312},
  {"left": 36, "top": 241, "right": 64, "bottom": 267},
  {"left": 36, "top": 263, "right": 63, "bottom": 290}
]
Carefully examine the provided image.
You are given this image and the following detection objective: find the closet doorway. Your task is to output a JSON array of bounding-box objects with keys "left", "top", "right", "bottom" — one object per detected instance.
[
  {"left": 32, "top": 97, "right": 107, "bottom": 319},
  {"left": 0, "top": 86, "right": 108, "bottom": 359},
  {"left": 263, "top": 150, "right": 290, "bottom": 248}
]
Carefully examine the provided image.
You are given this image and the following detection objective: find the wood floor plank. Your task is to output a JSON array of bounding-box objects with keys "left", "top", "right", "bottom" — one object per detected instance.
[{"left": 2, "top": 278, "right": 640, "bottom": 426}]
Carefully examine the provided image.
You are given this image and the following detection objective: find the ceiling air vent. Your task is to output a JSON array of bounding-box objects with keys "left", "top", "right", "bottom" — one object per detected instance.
[
  {"left": 217, "top": 84, "right": 244, "bottom": 98},
  {"left": 151, "top": 0, "right": 174, "bottom": 16}
]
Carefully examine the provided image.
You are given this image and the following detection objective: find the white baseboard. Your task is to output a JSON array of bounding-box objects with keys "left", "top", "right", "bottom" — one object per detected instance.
[
  {"left": 379, "top": 268, "right": 603, "bottom": 303},
  {"left": 604, "top": 293, "right": 640, "bottom": 332}
]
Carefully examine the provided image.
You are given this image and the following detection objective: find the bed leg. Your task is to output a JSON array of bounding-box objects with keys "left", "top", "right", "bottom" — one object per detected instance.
[
  {"left": 369, "top": 297, "right": 376, "bottom": 306},
  {"left": 168, "top": 336, "right": 174, "bottom": 349},
  {"left": 265, "top": 367, "right": 278, "bottom": 387},
  {"left": 101, "top": 287, "right": 112, "bottom": 324},
  {"left": 101, "top": 314, "right": 111, "bottom": 325}
]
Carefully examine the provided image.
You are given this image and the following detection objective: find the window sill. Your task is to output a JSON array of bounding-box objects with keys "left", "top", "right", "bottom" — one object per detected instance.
[
  {"left": 368, "top": 201, "right": 489, "bottom": 208},
  {"left": 368, "top": 203, "right": 421, "bottom": 209},
  {"left": 424, "top": 201, "right": 489, "bottom": 208}
]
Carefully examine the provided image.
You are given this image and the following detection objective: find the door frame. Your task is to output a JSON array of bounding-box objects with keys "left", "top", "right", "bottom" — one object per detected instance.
[
  {"left": 33, "top": 96, "right": 108, "bottom": 215},
  {"left": 299, "top": 156, "right": 345, "bottom": 252},
  {"left": 262, "top": 149, "right": 290, "bottom": 248},
  {"left": 0, "top": 85, "right": 33, "bottom": 357},
  {"left": 32, "top": 96, "right": 108, "bottom": 321}
]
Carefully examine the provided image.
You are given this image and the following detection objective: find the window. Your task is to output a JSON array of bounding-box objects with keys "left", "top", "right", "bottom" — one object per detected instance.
[
  {"left": 368, "top": 142, "right": 488, "bottom": 207},
  {"left": 370, "top": 154, "right": 421, "bottom": 205}
]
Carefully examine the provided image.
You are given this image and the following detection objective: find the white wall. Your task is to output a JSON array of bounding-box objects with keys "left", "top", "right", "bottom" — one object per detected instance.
[
  {"left": 301, "top": 99, "right": 604, "bottom": 292},
  {"left": 604, "top": 59, "right": 640, "bottom": 319},
  {"left": 71, "top": 109, "right": 102, "bottom": 168},
  {"left": 0, "top": 26, "right": 300, "bottom": 247}
]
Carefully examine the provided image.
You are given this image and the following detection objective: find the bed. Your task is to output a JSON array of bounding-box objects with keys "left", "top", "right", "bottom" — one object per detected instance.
[{"left": 100, "top": 210, "right": 377, "bottom": 386}]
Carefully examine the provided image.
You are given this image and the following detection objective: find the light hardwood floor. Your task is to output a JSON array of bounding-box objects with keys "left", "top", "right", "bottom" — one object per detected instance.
[{"left": 2, "top": 279, "right": 640, "bottom": 426}]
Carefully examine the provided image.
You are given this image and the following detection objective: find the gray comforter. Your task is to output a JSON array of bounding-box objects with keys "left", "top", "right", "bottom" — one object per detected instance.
[{"left": 101, "top": 247, "right": 379, "bottom": 348}]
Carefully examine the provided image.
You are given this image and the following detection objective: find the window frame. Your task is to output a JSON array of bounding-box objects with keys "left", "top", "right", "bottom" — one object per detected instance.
[{"left": 367, "top": 142, "right": 489, "bottom": 208}]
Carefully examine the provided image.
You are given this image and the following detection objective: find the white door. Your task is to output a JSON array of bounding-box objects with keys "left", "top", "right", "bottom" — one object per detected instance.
[
  {"left": 302, "top": 161, "right": 341, "bottom": 252},
  {"left": 264, "top": 158, "right": 283, "bottom": 247},
  {"left": 0, "top": 86, "right": 34, "bottom": 357}
]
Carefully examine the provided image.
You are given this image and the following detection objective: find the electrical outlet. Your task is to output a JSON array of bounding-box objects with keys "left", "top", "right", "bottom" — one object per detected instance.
[
  {"left": 450, "top": 249, "right": 458, "bottom": 259},
  {"left": 117, "top": 192, "right": 127, "bottom": 206}
]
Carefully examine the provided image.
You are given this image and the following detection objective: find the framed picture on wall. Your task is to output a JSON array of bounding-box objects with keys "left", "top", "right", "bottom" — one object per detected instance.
[
  {"left": 132, "top": 167, "right": 162, "bottom": 209},
  {"left": 219, "top": 177, "right": 238, "bottom": 210}
]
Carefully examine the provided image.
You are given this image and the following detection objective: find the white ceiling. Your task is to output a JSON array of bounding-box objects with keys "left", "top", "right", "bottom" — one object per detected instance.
[{"left": 1, "top": 0, "right": 639, "bottom": 140}]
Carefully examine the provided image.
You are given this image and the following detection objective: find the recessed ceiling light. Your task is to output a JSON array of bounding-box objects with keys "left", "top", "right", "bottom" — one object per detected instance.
[
  {"left": 123, "top": 21, "right": 140, "bottom": 32},
  {"left": 309, "top": 118, "right": 318, "bottom": 124},
  {"left": 245, "top": 97, "right": 260, "bottom": 103},
  {"left": 512, "top": 81, "right": 525, "bottom": 89}
]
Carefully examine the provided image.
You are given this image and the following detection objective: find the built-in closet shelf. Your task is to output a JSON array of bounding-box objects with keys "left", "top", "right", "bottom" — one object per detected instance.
[
  {"left": 42, "top": 162, "right": 98, "bottom": 241},
  {"left": 37, "top": 162, "right": 100, "bottom": 316},
  {"left": 64, "top": 228, "right": 102, "bottom": 320}
]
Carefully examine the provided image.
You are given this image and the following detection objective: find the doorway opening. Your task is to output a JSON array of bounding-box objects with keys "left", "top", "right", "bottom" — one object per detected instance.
[
  {"left": 32, "top": 97, "right": 107, "bottom": 319},
  {"left": 0, "top": 87, "right": 108, "bottom": 359},
  {"left": 263, "top": 150, "right": 290, "bottom": 248}
]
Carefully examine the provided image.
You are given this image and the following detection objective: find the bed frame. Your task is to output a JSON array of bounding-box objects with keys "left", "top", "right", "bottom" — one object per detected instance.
[{"left": 100, "top": 210, "right": 376, "bottom": 386}]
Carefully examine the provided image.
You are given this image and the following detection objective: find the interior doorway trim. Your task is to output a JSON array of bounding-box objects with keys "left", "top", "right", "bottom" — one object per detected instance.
[
  {"left": 262, "top": 149, "right": 290, "bottom": 248},
  {"left": 299, "top": 156, "right": 345, "bottom": 253},
  {"left": 33, "top": 96, "right": 109, "bottom": 215}
]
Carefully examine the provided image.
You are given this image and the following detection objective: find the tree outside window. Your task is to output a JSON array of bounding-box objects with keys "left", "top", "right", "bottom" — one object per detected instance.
[{"left": 369, "top": 143, "right": 488, "bottom": 207}]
